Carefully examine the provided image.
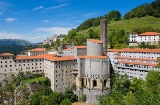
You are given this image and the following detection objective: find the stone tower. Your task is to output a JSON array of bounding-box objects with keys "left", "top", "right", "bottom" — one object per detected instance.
[
  {"left": 100, "top": 19, "right": 107, "bottom": 55},
  {"left": 75, "top": 19, "right": 110, "bottom": 105}
]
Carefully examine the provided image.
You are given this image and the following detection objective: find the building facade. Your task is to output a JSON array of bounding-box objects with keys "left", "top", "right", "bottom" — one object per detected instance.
[
  {"left": 107, "top": 48, "right": 160, "bottom": 80},
  {"left": 0, "top": 19, "right": 110, "bottom": 105},
  {"left": 129, "top": 32, "right": 160, "bottom": 46},
  {"left": 28, "top": 48, "right": 48, "bottom": 56}
]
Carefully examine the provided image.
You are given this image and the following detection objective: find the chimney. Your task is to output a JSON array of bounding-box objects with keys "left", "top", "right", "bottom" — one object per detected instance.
[{"left": 100, "top": 19, "right": 108, "bottom": 55}]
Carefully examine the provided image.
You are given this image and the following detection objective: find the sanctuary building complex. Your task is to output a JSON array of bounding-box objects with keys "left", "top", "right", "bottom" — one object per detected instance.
[
  {"left": 0, "top": 19, "right": 160, "bottom": 104},
  {"left": 0, "top": 20, "right": 110, "bottom": 105}
]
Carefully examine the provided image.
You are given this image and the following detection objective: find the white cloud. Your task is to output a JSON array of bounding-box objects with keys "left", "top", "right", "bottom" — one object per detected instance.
[
  {"left": 0, "top": 31, "right": 47, "bottom": 43},
  {"left": 0, "top": 31, "right": 23, "bottom": 39},
  {"left": 35, "top": 27, "right": 72, "bottom": 35},
  {"left": 0, "top": 12, "right": 3, "bottom": 15},
  {"left": 45, "top": 4, "right": 68, "bottom": 10},
  {"left": 5, "top": 18, "right": 17, "bottom": 23},
  {"left": 33, "top": 6, "right": 44, "bottom": 11},
  {"left": 43, "top": 20, "right": 50, "bottom": 22}
]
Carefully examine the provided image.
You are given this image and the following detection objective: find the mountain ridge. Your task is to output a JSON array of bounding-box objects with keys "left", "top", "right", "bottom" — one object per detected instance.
[{"left": 0, "top": 39, "right": 32, "bottom": 46}]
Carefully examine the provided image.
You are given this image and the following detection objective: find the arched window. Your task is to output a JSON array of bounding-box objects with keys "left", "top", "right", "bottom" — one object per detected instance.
[{"left": 93, "top": 80, "right": 97, "bottom": 88}]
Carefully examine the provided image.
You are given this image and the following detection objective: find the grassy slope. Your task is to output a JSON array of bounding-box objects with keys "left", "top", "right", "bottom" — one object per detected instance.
[
  {"left": 77, "top": 16, "right": 160, "bottom": 36},
  {"left": 23, "top": 77, "right": 47, "bottom": 83}
]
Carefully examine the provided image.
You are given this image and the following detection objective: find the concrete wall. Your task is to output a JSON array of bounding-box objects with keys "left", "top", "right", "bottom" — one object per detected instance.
[
  {"left": 0, "top": 56, "right": 44, "bottom": 81},
  {"left": 87, "top": 40, "right": 103, "bottom": 56},
  {"left": 44, "top": 59, "right": 77, "bottom": 92}
]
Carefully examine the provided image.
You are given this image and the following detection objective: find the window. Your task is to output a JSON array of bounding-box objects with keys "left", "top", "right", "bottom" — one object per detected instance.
[
  {"left": 104, "top": 80, "right": 106, "bottom": 87},
  {"left": 93, "top": 80, "right": 97, "bottom": 87}
]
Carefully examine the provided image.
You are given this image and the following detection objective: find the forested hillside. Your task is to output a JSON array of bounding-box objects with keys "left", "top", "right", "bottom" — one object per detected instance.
[
  {"left": 63, "top": 0, "right": 160, "bottom": 48},
  {"left": 0, "top": 39, "right": 33, "bottom": 54},
  {"left": 98, "top": 71, "right": 160, "bottom": 105},
  {"left": 124, "top": 0, "right": 160, "bottom": 19}
]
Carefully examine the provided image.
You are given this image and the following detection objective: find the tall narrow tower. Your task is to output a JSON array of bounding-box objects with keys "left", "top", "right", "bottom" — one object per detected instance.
[{"left": 100, "top": 19, "right": 107, "bottom": 55}]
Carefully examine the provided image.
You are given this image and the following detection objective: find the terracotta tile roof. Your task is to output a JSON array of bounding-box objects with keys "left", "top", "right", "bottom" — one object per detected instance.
[
  {"left": 28, "top": 48, "right": 47, "bottom": 52},
  {"left": 45, "top": 56, "right": 76, "bottom": 61},
  {"left": 139, "top": 32, "right": 160, "bottom": 36},
  {"left": 16, "top": 54, "right": 55, "bottom": 60},
  {"left": 0, "top": 53, "right": 14, "bottom": 56},
  {"left": 63, "top": 48, "right": 71, "bottom": 51},
  {"left": 118, "top": 61, "right": 157, "bottom": 67},
  {"left": 75, "top": 46, "right": 87, "bottom": 49},
  {"left": 122, "top": 48, "right": 160, "bottom": 53},
  {"left": 78, "top": 56, "right": 108, "bottom": 59},
  {"left": 114, "top": 56, "right": 158, "bottom": 62},
  {"left": 151, "top": 49, "right": 160, "bottom": 53},
  {"left": 87, "top": 39, "right": 102, "bottom": 44},
  {"left": 107, "top": 49, "right": 122, "bottom": 52}
]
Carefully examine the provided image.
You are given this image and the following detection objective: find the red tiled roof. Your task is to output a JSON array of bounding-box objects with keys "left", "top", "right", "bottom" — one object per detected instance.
[
  {"left": 28, "top": 48, "right": 47, "bottom": 52},
  {"left": 16, "top": 54, "right": 55, "bottom": 60},
  {"left": 78, "top": 56, "right": 108, "bottom": 59},
  {"left": 87, "top": 39, "right": 102, "bottom": 44},
  {"left": 118, "top": 61, "right": 157, "bottom": 67},
  {"left": 75, "top": 46, "right": 87, "bottom": 49},
  {"left": 122, "top": 48, "right": 160, "bottom": 53},
  {"left": 63, "top": 48, "right": 71, "bottom": 51},
  {"left": 0, "top": 53, "right": 14, "bottom": 56},
  {"left": 107, "top": 49, "right": 122, "bottom": 52},
  {"left": 108, "top": 48, "right": 160, "bottom": 53},
  {"left": 139, "top": 32, "right": 160, "bottom": 36},
  {"left": 114, "top": 56, "right": 158, "bottom": 62},
  {"left": 45, "top": 56, "right": 76, "bottom": 61}
]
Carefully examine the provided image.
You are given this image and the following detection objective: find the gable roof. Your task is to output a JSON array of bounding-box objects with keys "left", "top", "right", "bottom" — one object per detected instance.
[
  {"left": 139, "top": 32, "right": 160, "bottom": 36},
  {"left": 28, "top": 48, "right": 47, "bottom": 52}
]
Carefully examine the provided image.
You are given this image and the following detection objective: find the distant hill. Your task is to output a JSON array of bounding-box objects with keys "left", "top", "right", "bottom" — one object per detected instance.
[
  {"left": 0, "top": 39, "right": 32, "bottom": 54},
  {"left": 0, "top": 39, "right": 32, "bottom": 46}
]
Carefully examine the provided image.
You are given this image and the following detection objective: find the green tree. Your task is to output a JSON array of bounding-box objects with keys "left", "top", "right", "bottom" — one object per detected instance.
[
  {"left": 107, "top": 10, "right": 121, "bottom": 21},
  {"left": 64, "top": 90, "right": 78, "bottom": 103},
  {"left": 82, "top": 94, "right": 86, "bottom": 102},
  {"left": 47, "top": 92, "right": 64, "bottom": 105},
  {"left": 31, "top": 92, "right": 41, "bottom": 105},
  {"left": 60, "top": 99, "right": 71, "bottom": 105},
  {"left": 40, "top": 95, "right": 48, "bottom": 105}
]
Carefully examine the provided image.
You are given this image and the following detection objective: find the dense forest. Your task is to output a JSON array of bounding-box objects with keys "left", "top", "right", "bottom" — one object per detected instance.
[
  {"left": 98, "top": 70, "right": 160, "bottom": 105},
  {"left": 124, "top": 0, "right": 160, "bottom": 19}
]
